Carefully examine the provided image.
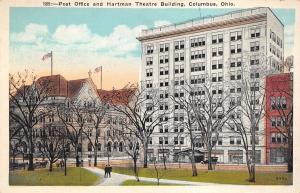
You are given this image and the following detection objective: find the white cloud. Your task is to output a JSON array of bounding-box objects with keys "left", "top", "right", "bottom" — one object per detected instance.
[
  {"left": 49, "top": 23, "right": 147, "bottom": 56},
  {"left": 11, "top": 23, "right": 48, "bottom": 43},
  {"left": 53, "top": 24, "right": 93, "bottom": 44},
  {"left": 154, "top": 20, "right": 172, "bottom": 27},
  {"left": 87, "top": 24, "right": 147, "bottom": 55}
]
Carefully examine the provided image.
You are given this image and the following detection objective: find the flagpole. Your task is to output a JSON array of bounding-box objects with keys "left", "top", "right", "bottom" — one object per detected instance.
[
  {"left": 51, "top": 51, "right": 53, "bottom": 76},
  {"left": 101, "top": 66, "right": 102, "bottom": 90}
]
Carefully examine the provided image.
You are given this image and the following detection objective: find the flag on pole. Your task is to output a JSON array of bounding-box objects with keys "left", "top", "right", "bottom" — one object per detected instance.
[
  {"left": 94, "top": 66, "right": 102, "bottom": 73},
  {"left": 42, "top": 52, "right": 52, "bottom": 61}
]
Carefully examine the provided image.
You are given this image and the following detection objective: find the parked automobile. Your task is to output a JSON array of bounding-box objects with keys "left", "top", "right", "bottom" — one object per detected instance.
[
  {"left": 200, "top": 157, "right": 218, "bottom": 164},
  {"left": 34, "top": 160, "right": 48, "bottom": 168}
]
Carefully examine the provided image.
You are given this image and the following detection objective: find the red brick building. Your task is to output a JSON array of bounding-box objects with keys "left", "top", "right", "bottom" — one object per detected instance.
[{"left": 265, "top": 73, "right": 293, "bottom": 164}]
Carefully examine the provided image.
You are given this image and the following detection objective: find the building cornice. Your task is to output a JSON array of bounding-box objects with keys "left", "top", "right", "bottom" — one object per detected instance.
[{"left": 137, "top": 13, "right": 267, "bottom": 42}]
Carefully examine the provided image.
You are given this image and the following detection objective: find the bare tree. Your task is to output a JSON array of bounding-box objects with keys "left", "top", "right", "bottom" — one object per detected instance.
[
  {"left": 227, "top": 64, "right": 266, "bottom": 182},
  {"left": 152, "top": 159, "right": 166, "bottom": 186},
  {"left": 172, "top": 78, "right": 237, "bottom": 173},
  {"left": 9, "top": 70, "right": 53, "bottom": 171},
  {"left": 39, "top": 125, "right": 65, "bottom": 172},
  {"left": 83, "top": 97, "right": 108, "bottom": 167},
  {"left": 9, "top": 117, "right": 25, "bottom": 168},
  {"left": 56, "top": 99, "right": 89, "bottom": 167},
  {"left": 170, "top": 89, "right": 198, "bottom": 176},
  {"left": 118, "top": 127, "right": 141, "bottom": 181},
  {"left": 111, "top": 83, "right": 170, "bottom": 168}
]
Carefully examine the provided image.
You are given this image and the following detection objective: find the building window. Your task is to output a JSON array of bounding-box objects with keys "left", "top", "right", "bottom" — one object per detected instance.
[
  {"left": 212, "top": 34, "right": 223, "bottom": 44},
  {"left": 160, "top": 43, "right": 169, "bottom": 53},
  {"left": 250, "top": 55, "right": 260, "bottom": 65},
  {"left": 175, "top": 52, "right": 184, "bottom": 62},
  {"left": 174, "top": 137, "right": 178, "bottom": 145},
  {"left": 175, "top": 65, "right": 184, "bottom": 74},
  {"left": 191, "top": 37, "right": 206, "bottom": 47},
  {"left": 250, "top": 41, "right": 260, "bottom": 52},
  {"left": 180, "top": 137, "right": 184, "bottom": 145},
  {"left": 149, "top": 137, "right": 152, "bottom": 145},
  {"left": 236, "top": 137, "right": 241, "bottom": 145},
  {"left": 218, "top": 137, "right": 222, "bottom": 145},
  {"left": 231, "top": 44, "right": 241, "bottom": 54},
  {"left": 146, "top": 80, "right": 153, "bottom": 88},
  {"left": 212, "top": 47, "right": 217, "bottom": 57},
  {"left": 175, "top": 40, "right": 184, "bottom": 50},
  {"left": 230, "top": 136, "right": 234, "bottom": 144},
  {"left": 164, "top": 137, "right": 168, "bottom": 145},
  {"left": 146, "top": 68, "right": 153, "bottom": 77},
  {"left": 159, "top": 137, "right": 163, "bottom": 145},
  {"left": 146, "top": 57, "right": 153, "bottom": 65},
  {"left": 251, "top": 27, "right": 261, "bottom": 38},
  {"left": 230, "top": 31, "right": 242, "bottom": 41},
  {"left": 146, "top": 45, "right": 154, "bottom": 54}
]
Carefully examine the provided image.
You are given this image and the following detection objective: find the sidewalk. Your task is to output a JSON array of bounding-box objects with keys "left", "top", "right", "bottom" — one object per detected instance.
[{"left": 84, "top": 167, "right": 230, "bottom": 186}]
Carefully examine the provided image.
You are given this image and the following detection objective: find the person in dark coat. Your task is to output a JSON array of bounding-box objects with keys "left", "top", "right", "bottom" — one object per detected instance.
[
  {"left": 104, "top": 165, "right": 108, "bottom": 178},
  {"left": 108, "top": 165, "right": 112, "bottom": 178}
]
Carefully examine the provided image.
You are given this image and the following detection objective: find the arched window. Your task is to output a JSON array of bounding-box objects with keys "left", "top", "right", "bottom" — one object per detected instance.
[
  {"left": 97, "top": 143, "right": 101, "bottom": 151},
  {"left": 113, "top": 142, "right": 118, "bottom": 151},
  {"left": 129, "top": 142, "right": 133, "bottom": 150},
  {"left": 107, "top": 142, "right": 112, "bottom": 152},
  {"left": 119, "top": 142, "right": 123, "bottom": 152}
]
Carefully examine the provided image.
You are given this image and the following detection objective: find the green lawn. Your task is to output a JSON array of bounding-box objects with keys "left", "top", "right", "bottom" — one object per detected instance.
[
  {"left": 9, "top": 167, "right": 100, "bottom": 186},
  {"left": 122, "top": 179, "right": 175, "bottom": 186},
  {"left": 112, "top": 167, "right": 292, "bottom": 185}
]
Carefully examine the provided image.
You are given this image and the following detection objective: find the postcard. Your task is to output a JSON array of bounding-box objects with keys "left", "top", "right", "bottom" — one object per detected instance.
[{"left": 0, "top": 0, "right": 299, "bottom": 192}]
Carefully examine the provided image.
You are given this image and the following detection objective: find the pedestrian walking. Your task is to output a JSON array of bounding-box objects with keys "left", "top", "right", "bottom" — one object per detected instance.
[
  {"left": 104, "top": 165, "right": 108, "bottom": 178},
  {"left": 108, "top": 165, "right": 112, "bottom": 178}
]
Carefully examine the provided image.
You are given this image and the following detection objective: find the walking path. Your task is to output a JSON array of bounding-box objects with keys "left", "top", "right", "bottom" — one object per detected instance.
[{"left": 84, "top": 167, "right": 230, "bottom": 186}]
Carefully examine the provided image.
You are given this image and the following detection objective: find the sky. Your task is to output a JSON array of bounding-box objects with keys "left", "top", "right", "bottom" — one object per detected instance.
[{"left": 9, "top": 8, "right": 295, "bottom": 89}]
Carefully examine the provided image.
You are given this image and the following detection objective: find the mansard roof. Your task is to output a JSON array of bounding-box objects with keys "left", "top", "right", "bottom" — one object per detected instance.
[
  {"left": 97, "top": 88, "right": 136, "bottom": 105},
  {"left": 35, "top": 74, "right": 135, "bottom": 103},
  {"left": 36, "top": 74, "right": 68, "bottom": 97}
]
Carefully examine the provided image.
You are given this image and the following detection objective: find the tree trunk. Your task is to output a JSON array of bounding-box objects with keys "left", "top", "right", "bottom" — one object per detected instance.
[
  {"left": 143, "top": 142, "right": 148, "bottom": 168},
  {"left": 94, "top": 148, "right": 98, "bottom": 167},
  {"left": 163, "top": 157, "right": 167, "bottom": 170},
  {"left": 245, "top": 151, "right": 252, "bottom": 180},
  {"left": 249, "top": 131, "right": 256, "bottom": 182},
  {"left": 133, "top": 157, "right": 139, "bottom": 182},
  {"left": 49, "top": 161, "right": 53, "bottom": 172},
  {"left": 190, "top": 147, "right": 198, "bottom": 176},
  {"left": 27, "top": 139, "right": 35, "bottom": 171},
  {"left": 64, "top": 157, "right": 67, "bottom": 176},
  {"left": 28, "top": 153, "right": 34, "bottom": 171},
  {"left": 75, "top": 145, "right": 80, "bottom": 167},
  {"left": 287, "top": 136, "right": 293, "bottom": 172},
  {"left": 207, "top": 148, "right": 213, "bottom": 170}
]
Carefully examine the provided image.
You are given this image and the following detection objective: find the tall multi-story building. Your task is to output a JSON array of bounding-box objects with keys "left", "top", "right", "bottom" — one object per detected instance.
[{"left": 137, "top": 7, "right": 284, "bottom": 164}]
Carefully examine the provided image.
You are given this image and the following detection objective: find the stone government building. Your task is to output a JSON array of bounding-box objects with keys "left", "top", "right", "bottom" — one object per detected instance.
[{"left": 10, "top": 74, "right": 132, "bottom": 162}]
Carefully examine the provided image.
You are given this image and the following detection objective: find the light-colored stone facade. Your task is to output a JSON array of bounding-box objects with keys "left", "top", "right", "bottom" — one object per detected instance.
[{"left": 137, "top": 7, "right": 284, "bottom": 164}]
